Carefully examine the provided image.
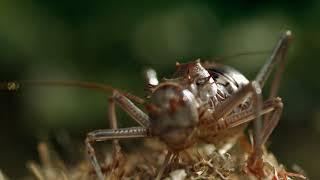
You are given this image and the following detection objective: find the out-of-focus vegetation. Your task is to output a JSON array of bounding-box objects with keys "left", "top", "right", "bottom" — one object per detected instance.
[{"left": 0, "top": 0, "right": 319, "bottom": 179}]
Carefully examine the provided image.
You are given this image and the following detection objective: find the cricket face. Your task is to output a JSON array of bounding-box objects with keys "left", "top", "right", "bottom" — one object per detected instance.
[{"left": 146, "top": 84, "right": 199, "bottom": 148}]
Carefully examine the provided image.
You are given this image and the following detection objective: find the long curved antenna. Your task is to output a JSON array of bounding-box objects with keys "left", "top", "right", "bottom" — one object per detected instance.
[
  {"left": 0, "top": 80, "right": 145, "bottom": 104},
  {"left": 211, "top": 50, "right": 271, "bottom": 62}
]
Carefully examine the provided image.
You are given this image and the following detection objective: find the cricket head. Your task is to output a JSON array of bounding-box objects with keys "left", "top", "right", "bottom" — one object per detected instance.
[
  {"left": 146, "top": 83, "right": 199, "bottom": 149},
  {"left": 174, "top": 60, "right": 218, "bottom": 105}
]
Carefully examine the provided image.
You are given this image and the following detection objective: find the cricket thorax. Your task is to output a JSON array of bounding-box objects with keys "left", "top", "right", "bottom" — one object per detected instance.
[{"left": 171, "top": 61, "right": 250, "bottom": 111}]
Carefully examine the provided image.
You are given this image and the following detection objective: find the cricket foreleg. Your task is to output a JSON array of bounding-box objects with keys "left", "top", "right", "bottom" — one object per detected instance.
[
  {"left": 111, "top": 90, "right": 150, "bottom": 128},
  {"left": 107, "top": 95, "right": 122, "bottom": 167},
  {"left": 85, "top": 127, "right": 148, "bottom": 180},
  {"left": 86, "top": 90, "right": 150, "bottom": 179},
  {"left": 109, "top": 90, "right": 151, "bottom": 163}
]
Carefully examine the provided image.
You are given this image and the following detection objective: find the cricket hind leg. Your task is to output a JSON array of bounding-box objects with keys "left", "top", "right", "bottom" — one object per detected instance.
[
  {"left": 211, "top": 97, "right": 283, "bottom": 177},
  {"left": 255, "top": 30, "right": 292, "bottom": 90},
  {"left": 247, "top": 98, "right": 283, "bottom": 178},
  {"left": 249, "top": 30, "right": 292, "bottom": 178},
  {"left": 210, "top": 80, "right": 263, "bottom": 152},
  {"left": 208, "top": 95, "right": 286, "bottom": 178},
  {"left": 262, "top": 30, "right": 291, "bottom": 136},
  {"left": 202, "top": 80, "right": 263, "bottom": 175},
  {"left": 107, "top": 95, "right": 123, "bottom": 169},
  {"left": 213, "top": 30, "right": 292, "bottom": 178},
  {"left": 200, "top": 30, "right": 293, "bottom": 179},
  {"left": 248, "top": 99, "right": 306, "bottom": 179}
]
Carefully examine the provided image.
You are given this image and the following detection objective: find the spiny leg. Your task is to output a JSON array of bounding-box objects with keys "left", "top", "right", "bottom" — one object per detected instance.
[
  {"left": 108, "top": 89, "right": 151, "bottom": 161},
  {"left": 211, "top": 98, "right": 282, "bottom": 131},
  {"left": 85, "top": 137, "right": 104, "bottom": 180},
  {"left": 251, "top": 30, "right": 291, "bottom": 158},
  {"left": 255, "top": 30, "right": 292, "bottom": 90},
  {"left": 251, "top": 30, "right": 292, "bottom": 177},
  {"left": 111, "top": 91, "right": 150, "bottom": 128},
  {"left": 86, "top": 127, "right": 149, "bottom": 180},
  {"left": 86, "top": 91, "right": 150, "bottom": 179},
  {"left": 222, "top": 97, "right": 304, "bottom": 179},
  {"left": 257, "top": 30, "right": 292, "bottom": 127},
  {"left": 211, "top": 81, "right": 263, "bottom": 147},
  {"left": 212, "top": 81, "right": 262, "bottom": 121},
  {"left": 209, "top": 97, "right": 283, "bottom": 177},
  {"left": 108, "top": 94, "right": 122, "bottom": 166},
  {"left": 212, "top": 30, "right": 292, "bottom": 177},
  {"left": 247, "top": 98, "right": 284, "bottom": 178},
  {"left": 206, "top": 80, "right": 264, "bottom": 174},
  {"left": 259, "top": 98, "right": 283, "bottom": 145}
]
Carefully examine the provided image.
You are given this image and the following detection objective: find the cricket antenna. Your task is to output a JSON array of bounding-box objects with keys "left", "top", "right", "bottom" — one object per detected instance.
[
  {"left": 0, "top": 80, "right": 145, "bottom": 104},
  {"left": 212, "top": 50, "right": 271, "bottom": 62}
]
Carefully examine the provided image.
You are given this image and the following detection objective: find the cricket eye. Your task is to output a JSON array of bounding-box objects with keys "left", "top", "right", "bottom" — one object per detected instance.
[
  {"left": 195, "top": 77, "right": 210, "bottom": 86},
  {"left": 195, "top": 79, "right": 205, "bottom": 86}
]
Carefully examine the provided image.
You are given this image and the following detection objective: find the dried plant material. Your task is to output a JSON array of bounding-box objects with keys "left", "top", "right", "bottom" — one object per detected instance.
[
  {"left": 165, "top": 169, "right": 187, "bottom": 180},
  {"left": 21, "top": 138, "right": 306, "bottom": 180}
]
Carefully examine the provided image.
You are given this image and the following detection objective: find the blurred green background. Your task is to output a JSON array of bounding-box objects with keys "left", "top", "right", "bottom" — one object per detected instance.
[{"left": 0, "top": 0, "right": 319, "bottom": 179}]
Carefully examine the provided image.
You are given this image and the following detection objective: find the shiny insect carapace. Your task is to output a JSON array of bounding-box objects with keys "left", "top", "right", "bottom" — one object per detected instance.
[{"left": 2, "top": 30, "right": 305, "bottom": 180}]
